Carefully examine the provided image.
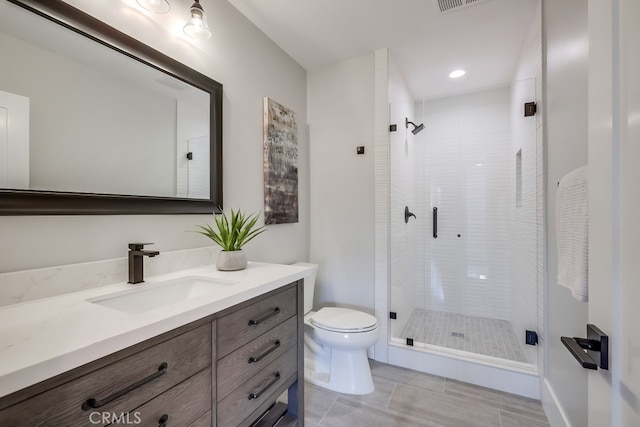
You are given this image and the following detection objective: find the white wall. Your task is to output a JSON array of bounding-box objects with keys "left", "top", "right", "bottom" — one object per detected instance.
[
  {"left": 0, "top": 30, "right": 176, "bottom": 197},
  {"left": 307, "top": 53, "right": 375, "bottom": 313},
  {"left": 542, "top": 0, "right": 589, "bottom": 425},
  {"left": 0, "top": 0, "right": 308, "bottom": 275}
]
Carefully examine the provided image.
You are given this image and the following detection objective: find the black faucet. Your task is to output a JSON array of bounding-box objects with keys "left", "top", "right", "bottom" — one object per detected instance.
[{"left": 128, "top": 243, "right": 160, "bottom": 284}]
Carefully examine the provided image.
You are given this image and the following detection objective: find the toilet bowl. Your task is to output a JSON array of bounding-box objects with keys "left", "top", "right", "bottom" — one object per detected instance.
[{"left": 294, "top": 262, "right": 379, "bottom": 395}]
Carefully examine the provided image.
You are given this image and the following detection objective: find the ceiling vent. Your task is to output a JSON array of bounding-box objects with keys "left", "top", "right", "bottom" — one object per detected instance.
[{"left": 434, "top": 0, "right": 490, "bottom": 14}]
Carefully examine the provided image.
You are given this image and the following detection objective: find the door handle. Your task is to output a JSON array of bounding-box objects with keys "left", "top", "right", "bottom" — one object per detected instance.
[
  {"left": 561, "top": 324, "right": 609, "bottom": 370},
  {"left": 433, "top": 207, "right": 438, "bottom": 238}
]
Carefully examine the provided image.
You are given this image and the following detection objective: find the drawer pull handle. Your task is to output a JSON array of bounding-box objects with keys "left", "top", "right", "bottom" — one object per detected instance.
[
  {"left": 248, "top": 307, "right": 280, "bottom": 326},
  {"left": 158, "top": 414, "right": 169, "bottom": 427},
  {"left": 81, "top": 362, "right": 169, "bottom": 410},
  {"left": 248, "top": 372, "right": 281, "bottom": 400},
  {"left": 249, "top": 340, "right": 281, "bottom": 363}
]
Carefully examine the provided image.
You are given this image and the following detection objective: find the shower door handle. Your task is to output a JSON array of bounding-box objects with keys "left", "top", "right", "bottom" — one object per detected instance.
[{"left": 433, "top": 207, "right": 438, "bottom": 238}]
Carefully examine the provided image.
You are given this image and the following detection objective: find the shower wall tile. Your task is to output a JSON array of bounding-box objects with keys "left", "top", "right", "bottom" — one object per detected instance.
[
  {"left": 375, "top": 141, "right": 390, "bottom": 360},
  {"left": 374, "top": 48, "right": 390, "bottom": 361},
  {"left": 413, "top": 139, "right": 426, "bottom": 310}
]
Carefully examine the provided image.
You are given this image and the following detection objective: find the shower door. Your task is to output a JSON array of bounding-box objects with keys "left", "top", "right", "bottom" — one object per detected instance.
[{"left": 389, "top": 79, "right": 541, "bottom": 367}]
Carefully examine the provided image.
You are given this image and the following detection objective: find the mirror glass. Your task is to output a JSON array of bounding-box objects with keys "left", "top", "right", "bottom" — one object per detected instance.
[{"left": 0, "top": 0, "right": 222, "bottom": 214}]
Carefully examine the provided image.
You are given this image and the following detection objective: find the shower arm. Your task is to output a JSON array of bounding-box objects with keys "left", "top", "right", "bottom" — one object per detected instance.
[{"left": 405, "top": 118, "right": 425, "bottom": 135}]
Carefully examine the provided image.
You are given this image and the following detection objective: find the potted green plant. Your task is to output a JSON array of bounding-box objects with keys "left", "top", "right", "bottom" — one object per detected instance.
[{"left": 193, "top": 208, "right": 267, "bottom": 271}]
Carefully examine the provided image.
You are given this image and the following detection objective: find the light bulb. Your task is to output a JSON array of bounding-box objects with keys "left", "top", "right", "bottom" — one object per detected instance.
[{"left": 184, "top": 1, "right": 211, "bottom": 40}]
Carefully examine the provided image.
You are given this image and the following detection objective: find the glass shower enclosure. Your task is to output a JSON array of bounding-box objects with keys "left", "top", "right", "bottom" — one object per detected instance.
[{"left": 388, "top": 79, "right": 542, "bottom": 368}]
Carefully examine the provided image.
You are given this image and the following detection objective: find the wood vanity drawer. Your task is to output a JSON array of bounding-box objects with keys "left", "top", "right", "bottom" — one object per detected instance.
[
  {"left": 217, "top": 315, "right": 297, "bottom": 401},
  {"left": 113, "top": 367, "right": 211, "bottom": 427},
  {"left": 217, "top": 346, "right": 297, "bottom": 427},
  {"left": 217, "top": 286, "right": 297, "bottom": 358},
  {"left": 188, "top": 410, "right": 212, "bottom": 427},
  {"left": 0, "top": 324, "right": 211, "bottom": 426}
]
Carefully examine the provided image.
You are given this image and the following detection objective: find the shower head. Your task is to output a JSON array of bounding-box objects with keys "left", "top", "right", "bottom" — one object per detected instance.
[{"left": 405, "top": 118, "right": 425, "bottom": 135}]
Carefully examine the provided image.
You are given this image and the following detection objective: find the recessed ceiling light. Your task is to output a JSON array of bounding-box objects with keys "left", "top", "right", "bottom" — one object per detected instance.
[{"left": 449, "top": 69, "right": 466, "bottom": 79}]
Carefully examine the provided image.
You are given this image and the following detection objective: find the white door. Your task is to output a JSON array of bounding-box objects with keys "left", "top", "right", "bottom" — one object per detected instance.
[
  {"left": 0, "top": 90, "right": 29, "bottom": 189},
  {"left": 588, "top": 0, "right": 640, "bottom": 426},
  {"left": 186, "top": 136, "right": 210, "bottom": 199}
]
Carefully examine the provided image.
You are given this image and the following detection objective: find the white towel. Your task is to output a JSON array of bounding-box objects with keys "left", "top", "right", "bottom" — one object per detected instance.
[{"left": 556, "top": 166, "right": 589, "bottom": 302}]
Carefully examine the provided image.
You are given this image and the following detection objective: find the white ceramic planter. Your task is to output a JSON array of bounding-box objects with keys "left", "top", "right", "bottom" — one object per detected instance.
[{"left": 216, "top": 250, "right": 247, "bottom": 271}]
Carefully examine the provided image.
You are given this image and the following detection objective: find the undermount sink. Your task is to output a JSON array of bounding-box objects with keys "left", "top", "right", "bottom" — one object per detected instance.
[{"left": 88, "top": 275, "right": 238, "bottom": 314}]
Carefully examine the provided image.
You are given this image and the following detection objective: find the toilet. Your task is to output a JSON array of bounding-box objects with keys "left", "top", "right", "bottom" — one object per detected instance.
[{"left": 294, "top": 262, "right": 379, "bottom": 395}]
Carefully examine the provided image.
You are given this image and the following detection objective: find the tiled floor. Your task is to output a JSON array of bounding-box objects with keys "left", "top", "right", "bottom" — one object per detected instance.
[
  {"left": 398, "top": 309, "right": 527, "bottom": 363},
  {"left": 304, "top": 360, "right": 549, "bottom": 427}
]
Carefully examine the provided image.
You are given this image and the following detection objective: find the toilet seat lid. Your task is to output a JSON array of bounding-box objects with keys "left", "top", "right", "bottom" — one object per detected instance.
[{"left": 310, "top": 307, "right": 377, "bottom": 333}]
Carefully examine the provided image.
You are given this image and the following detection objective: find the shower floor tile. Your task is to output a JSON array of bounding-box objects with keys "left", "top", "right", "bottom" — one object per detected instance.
[{"left": 398, "top": 309, "right": 527, "bottom": 363}]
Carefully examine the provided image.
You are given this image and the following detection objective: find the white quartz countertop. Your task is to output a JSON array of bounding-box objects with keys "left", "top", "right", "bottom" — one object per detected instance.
[{"left": 0, "top": 262, "right": 312, "bottom": 398}]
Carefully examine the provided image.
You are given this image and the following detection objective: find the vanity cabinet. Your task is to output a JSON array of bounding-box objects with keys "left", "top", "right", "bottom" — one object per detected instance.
[
  {"left": 127, "top": 366, "right": 212, "bottom": 427},
  {"left": 0, "top": 280, "right": 303, "bottom": 427},
  {"left": 216, "top": 286, "right": 300, "bottom": 426},
  {"left": 0, "top": 323, "right": 212, "bottom": 426}
]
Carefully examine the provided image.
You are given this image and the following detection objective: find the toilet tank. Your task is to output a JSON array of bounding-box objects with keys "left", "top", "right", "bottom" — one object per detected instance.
[{"left": 293, "top": 262, "right": 318, "bottom": 314}]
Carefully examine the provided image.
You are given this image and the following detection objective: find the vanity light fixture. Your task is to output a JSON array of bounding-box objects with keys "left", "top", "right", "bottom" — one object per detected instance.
[
  {"left": 136, "top": 0, "right": 170, "bottom": 14},
  {"left": 184, "top": 0, "right": 212, "bottom": 40},
  {"left": 449, "top": 69, "right": 466, "bottom": 79}
]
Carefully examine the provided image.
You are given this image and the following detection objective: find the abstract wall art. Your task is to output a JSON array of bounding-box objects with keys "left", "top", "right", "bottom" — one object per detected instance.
[{"left": 263, "top": 97, "right": 298, "bottom": 224}]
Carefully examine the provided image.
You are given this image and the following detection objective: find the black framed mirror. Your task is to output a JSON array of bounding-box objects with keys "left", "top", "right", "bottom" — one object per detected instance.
[{"left": 0, "top": 0, "right": 223, "bottom": 214}]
